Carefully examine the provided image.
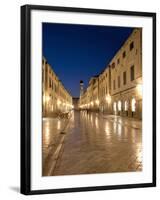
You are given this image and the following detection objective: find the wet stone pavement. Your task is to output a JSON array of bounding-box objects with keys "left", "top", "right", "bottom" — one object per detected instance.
[
  {"left": 43, "top": 110, "right": 142, "bottom": 176},
  {"left": 42, "top": 117, "right": 68, "bottom": 175}
]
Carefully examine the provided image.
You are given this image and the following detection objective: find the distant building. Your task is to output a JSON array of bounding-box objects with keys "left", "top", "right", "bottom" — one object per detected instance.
[
  {"left": 42, "top": 57, "right": 73, "bottom": 117},
  {"left": 79, "top": 28, "right": 142, "bottom": 119},
  {"left": 72, "top": 97, "right": 79, "bottom": 110}
]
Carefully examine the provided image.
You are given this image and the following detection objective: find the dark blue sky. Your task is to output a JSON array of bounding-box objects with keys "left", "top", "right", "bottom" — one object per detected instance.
[{"left": 43, "top": 23, "right": 133, "bottom": 97}]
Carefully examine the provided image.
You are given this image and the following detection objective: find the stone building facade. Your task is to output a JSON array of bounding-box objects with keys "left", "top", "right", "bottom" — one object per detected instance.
[
  {"left": 42, "top": 57, "right": 73, "bottom": 117},
  {"left": 79, "top": 28, "right": 142, "bottom": 119}
]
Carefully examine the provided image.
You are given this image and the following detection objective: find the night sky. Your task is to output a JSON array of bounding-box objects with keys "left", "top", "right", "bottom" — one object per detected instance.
[{"left": 43, "top": 23, "right": 133, "bottom": 97}]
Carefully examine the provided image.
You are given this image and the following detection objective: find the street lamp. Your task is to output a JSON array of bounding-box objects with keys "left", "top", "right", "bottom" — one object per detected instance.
[
  {"left": 43, "top": 94, "right": 50, "bottom": 104},
  {"left": 57, "top": 99, "right": 61, "bottom": 106},
  {"left": 106, "top": 94, "right": 111, "bottom": 104},
  {"left": 136, "top": 84, "right": 142, "bottom": 96},
  {"left": 46, "top": 96, "right": 50, "bottom": 102},
  {"left": 95, "top": 99, "right": 99, "bottom": 105}
]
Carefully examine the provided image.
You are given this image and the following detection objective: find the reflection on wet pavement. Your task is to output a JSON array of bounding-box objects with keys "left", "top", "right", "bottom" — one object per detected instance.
[
  {"left": 51, "top": 111, "right": 142, "bottom": 176},
  {"left": 42, "top": 117, "right": 66, "bottom": 170}
]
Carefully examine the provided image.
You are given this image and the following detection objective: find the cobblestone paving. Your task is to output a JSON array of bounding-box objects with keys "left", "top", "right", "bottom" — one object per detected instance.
[{"left": 52, "top": 111, "right": 142, "bottom": 176}]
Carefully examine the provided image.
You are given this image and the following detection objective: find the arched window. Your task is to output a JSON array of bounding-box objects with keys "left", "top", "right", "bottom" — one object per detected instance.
[
  {"left": 131, "top": 98, "right": 136, "bottom": 112},
  {"left": 118, "top": 101, "right": 122, "bottom": 111}
]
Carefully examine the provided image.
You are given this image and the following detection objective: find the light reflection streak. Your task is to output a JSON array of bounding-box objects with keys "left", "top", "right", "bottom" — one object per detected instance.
[
  {"left": 113, "top": 122, "right": 117, "bottom": 133},
  {"left": 105, "top": 121, "right": 110, "bottom": 136},
  {"left": 95, "top": 116, "right": 99, "bottom": 129},
  {"left": 117, "top": 123, "right": 122, "bottom": 136},
  {"left": 57, "top": 120, "right": 61, "bottom": 130},
  {"left": 90, "top": 115, "right": 93, "bottom": 124},
  {"left": 44, "top": 124, "right": 50, "bottom": 146}
]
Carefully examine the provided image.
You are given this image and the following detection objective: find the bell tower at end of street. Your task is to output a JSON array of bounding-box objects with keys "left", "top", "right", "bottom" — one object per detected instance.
[{"left": 80, "top": 80, "right": 84, "bottom": 97}]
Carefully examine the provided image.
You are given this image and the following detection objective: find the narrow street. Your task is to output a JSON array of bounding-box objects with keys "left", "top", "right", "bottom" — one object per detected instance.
[{"left": 43, "top": 110, "right": 142, "bottom": 176}]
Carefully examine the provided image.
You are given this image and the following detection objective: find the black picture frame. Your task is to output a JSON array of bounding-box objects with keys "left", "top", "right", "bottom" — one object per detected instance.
[{"left": 21, "top": 4, "right": 156, "bottom": 195}]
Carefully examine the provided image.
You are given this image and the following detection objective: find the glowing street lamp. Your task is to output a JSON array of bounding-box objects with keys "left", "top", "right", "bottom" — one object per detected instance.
[
  {"left": 137, "top": 84, "right": 142, "bottom": 96},
  {"left": 106, "top": 94, "right": 111, "bottom": 104},
  {"left": 43, "top": 95, "right": 50, "bottom": 104},
  {"left": 95, "top": 99, "right": 99, "bottom": 105},
  {"left": 57, "top": 99, "right": 61, "bottom": 106}
]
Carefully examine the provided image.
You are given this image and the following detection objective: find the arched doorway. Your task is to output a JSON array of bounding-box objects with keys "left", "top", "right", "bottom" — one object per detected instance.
[
  {"left": 131, "top": 98, "right": 136, "bottom": 117},
  {"left": 113, "top": 102, "right": 117, "bottom": 115},
  {"left": 118, "top": 100, "right": 122, "bottom": 115},
  {"left": 124, "top": 100, "right": 128, "bottom": 116}
]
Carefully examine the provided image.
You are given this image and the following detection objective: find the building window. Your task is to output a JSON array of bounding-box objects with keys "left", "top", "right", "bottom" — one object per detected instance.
[
  {"left": 112, "top": 62, "right": 115, "bottom": 69},
  {"left": 49, "top": 78, "right": 52, "bottom": 88},
  {"left": 130, "top": 41, "right": 134, "bottom": 51},
  {"left": 130, "top": 65, "right": 135, "bottom": 81},
  {"left": 118, "top": 76, "right": 120, "bottom": 88},
  {"left": 123, "top": 71, "right": 126, "bottom": 85},
  {"left": 52, "top": 81, "right": 54, "bottom": 91},
  {"left": 113, "top": 80, "right": 116, "bottom": 90},
  {"left": 117, "top": 58, "right": 120, "bottom": 64},
  {"left": 123, "top": 51, "right": 126, "bottom": 58}
]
